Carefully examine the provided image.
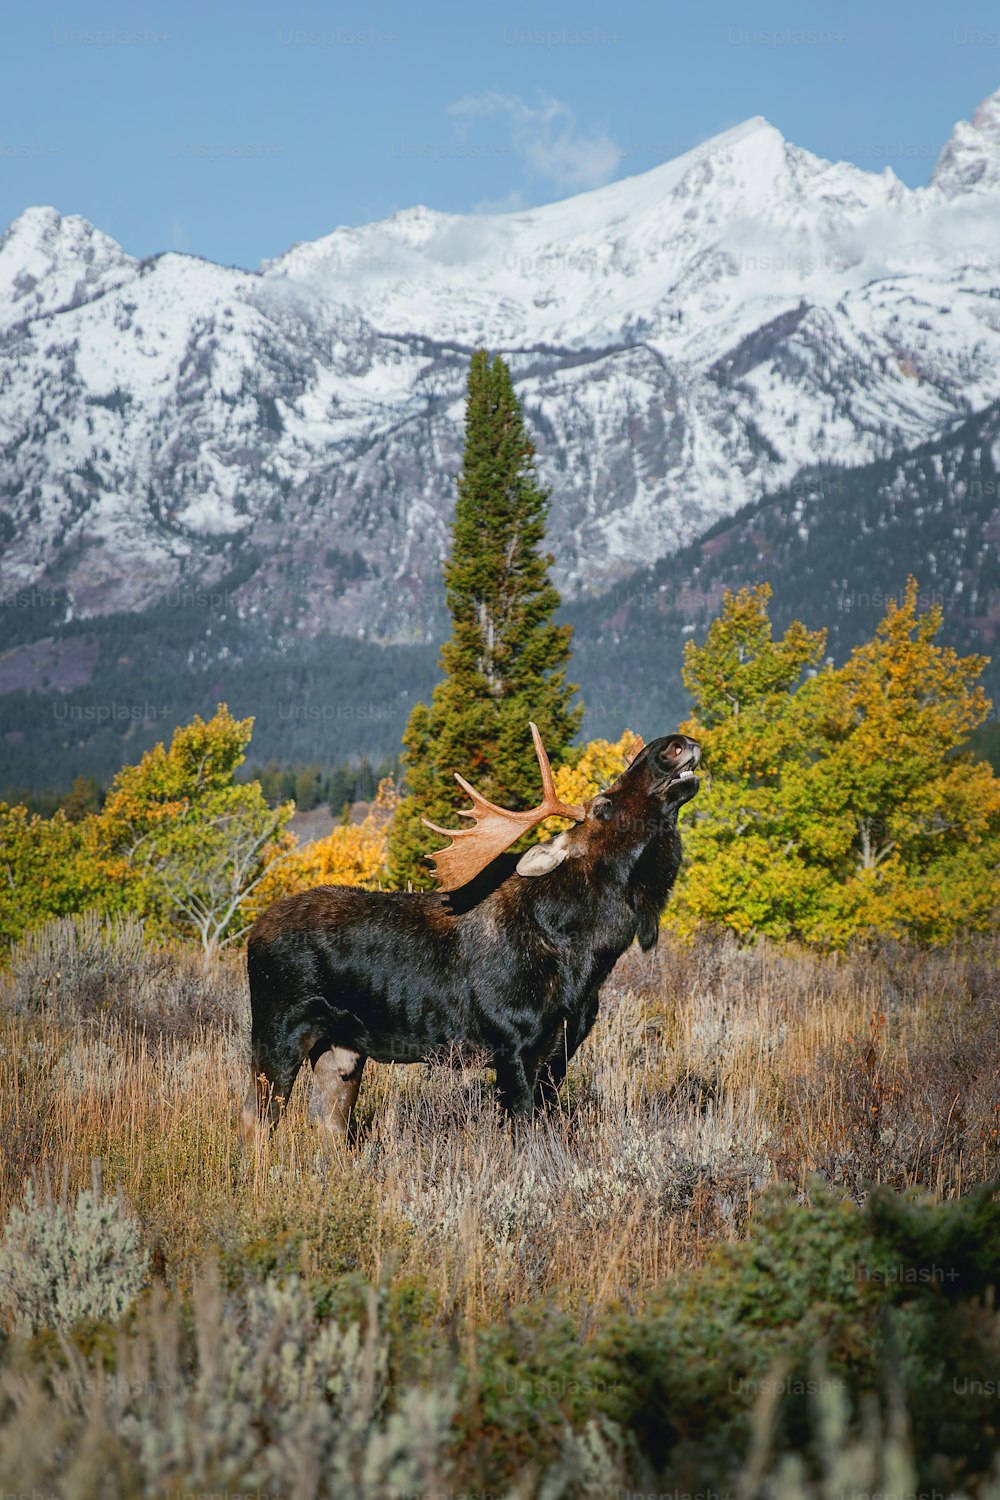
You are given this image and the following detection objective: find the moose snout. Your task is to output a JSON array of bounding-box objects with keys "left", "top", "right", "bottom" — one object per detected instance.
[{"left": 664, "top": 735, "right": 701, "bottom": 773}]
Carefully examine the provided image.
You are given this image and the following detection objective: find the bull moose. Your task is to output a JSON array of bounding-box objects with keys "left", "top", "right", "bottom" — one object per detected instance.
[{"left": 240, "top": 724, "right": 700, "bottom": 1144}]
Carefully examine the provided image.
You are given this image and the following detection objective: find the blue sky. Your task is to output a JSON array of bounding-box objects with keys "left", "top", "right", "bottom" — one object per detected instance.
[{"left": 3, "top": 0, "right": 998, "bottom": 268}]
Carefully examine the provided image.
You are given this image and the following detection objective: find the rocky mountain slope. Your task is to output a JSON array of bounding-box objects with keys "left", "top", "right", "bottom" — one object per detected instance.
[
  {"left": 3, "top": 91, "right": 1000, "bottom": 648},
  {"left": 2, "top": 401, "right": 996, "bottom": 795},
  {"left": 565, "top": 398, "right": 1000, "bottom": 740}
]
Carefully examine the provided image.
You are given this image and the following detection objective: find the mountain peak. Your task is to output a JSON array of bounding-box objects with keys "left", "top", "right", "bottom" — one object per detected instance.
[
  {"left": 5, "top": 204, "right": 62, "bottom": 238},
  {"left": 931, "top": 87, "right": 1000, "bottom": 197},
  {"left": 261, "top": 111, "right": 832, "bottom": 297},
  {"left": 705, "top": 113, "right": 778, "bottom": 143},
  {"left": 0, "top": 206, "right": 132, "bottom": 330},
  {"left": 1, "top": 205, "right": 126, "bottom": 260}
]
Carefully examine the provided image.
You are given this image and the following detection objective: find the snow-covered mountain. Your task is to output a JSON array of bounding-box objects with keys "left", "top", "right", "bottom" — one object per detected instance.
[{"left": 2, "top": 91, "right": 1000, "bottom": 639}]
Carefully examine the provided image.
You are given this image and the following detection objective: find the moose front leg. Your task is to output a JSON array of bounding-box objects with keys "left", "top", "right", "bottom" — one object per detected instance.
[
  {"left": 494, "top": 1048, "right": 537, "bottom": 1119},
  {"left": 239, "top": 1026, "right": 308, "bottom": 1149},
  {"left": 533, "top": 1019, "right": 571, "bottom": 1112},
  {"left": 239, "top": 1072, "right": 286, "bottom": 1149},
  {"left": 535, "top": 994, "right": 600, "bottom": 1111}
]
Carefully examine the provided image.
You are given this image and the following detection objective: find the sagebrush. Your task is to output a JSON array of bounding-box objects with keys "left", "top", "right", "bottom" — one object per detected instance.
[{"left": 0, "top": 921, "right": 998, "bottom": 1495}]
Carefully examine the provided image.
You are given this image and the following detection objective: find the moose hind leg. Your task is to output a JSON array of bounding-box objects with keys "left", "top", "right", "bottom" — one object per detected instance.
[
  {"left": 310, "top": 1042, "right": 366, "bottom": 1143},
  {"left": 239, "top": 1031, "right": 307, "bottom": 1150}
]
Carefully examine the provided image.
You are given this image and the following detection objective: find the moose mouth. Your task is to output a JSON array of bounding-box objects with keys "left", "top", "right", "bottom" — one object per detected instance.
[
  {"left": 656, "top": 737, "right": 702, "bottom": 797},
  {"left": 664, "top": 741, "right": 701, "bottom": 782}
]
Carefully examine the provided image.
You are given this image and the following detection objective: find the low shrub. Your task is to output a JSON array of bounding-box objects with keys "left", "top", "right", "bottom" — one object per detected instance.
[
  {"left": 0, "top": 1167, "right": 148, "bottom": 1335},
  {"left": 4, "top": 911, "right": 244, "bottom": 1038},
  {"left": 0, "top": 1263, "right": 455, "bottom": 1499}
]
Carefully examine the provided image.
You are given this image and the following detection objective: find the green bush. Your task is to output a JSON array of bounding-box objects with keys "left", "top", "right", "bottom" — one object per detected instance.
[
  {"left": 0, "top": 1263, "right": 456, "bottom": 1499},
  {"left": 464, "top": 1183, "right": 1000, "bottom": 1493},
  {"left": 599, "top": 1184, "right": 1000, "bottom": 1490},
  {"left": 0, "top": 1176, "right": 148, "bottom": 1335}
]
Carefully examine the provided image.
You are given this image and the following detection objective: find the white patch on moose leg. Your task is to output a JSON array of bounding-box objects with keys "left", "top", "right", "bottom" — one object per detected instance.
[{"left": 311, "top": 1047, "right": 364, "bottom": 1141}]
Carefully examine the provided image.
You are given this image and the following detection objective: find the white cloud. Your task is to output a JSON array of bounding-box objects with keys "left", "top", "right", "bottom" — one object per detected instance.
[
  {"left": 449, "top": 92, "right": 622, "bottom": 194},
  {"left": 468, "top": 188, "right": 529, "bottom": 215}
]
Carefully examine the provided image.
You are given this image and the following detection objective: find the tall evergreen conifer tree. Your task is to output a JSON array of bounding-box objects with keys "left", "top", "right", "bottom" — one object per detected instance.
[{"left": 386, "top": 350, "right": 582, "bottom": 888}]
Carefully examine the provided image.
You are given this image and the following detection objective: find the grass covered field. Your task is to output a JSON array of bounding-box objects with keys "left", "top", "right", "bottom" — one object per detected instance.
[{"left": 1, "top": 915, "right": 999, "bottom": 1497}]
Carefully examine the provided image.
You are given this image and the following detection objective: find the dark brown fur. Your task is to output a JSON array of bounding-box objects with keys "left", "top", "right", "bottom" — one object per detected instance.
[{"left": 240, "top": 734, "right": 700, "bottom": 1143}]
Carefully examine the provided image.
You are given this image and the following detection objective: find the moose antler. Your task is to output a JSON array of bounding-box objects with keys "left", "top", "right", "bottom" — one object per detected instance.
[
  {"left": 623, "top": 734, "right": 645, "bottom": 768},
  {"left": 422, "top": 722, "right": 587, "bottom": 890}
]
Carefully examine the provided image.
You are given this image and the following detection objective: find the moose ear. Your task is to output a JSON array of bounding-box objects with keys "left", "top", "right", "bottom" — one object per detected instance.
[{"left": 516, "top": 834, "right": 570, "bottom": 878}]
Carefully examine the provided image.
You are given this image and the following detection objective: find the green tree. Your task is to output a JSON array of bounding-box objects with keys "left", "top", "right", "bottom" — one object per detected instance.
[
  {"left": 0, "top": 804, "right": 108, "bottom": 953},
  {"left": 387, "top": 349, "right": 582, "bottom": 888},
  {"left": 95, "top": 705, "right": 294, "bottom": 954},
  {"left": 294, "top": 764, "right": 321, "bottom": 812},
  {"left": 674, "top": 584, "right": 830, "bottom": 939},
  {"left": 0, "top": 708, "right": 294, "bottom": 954},
  {"left": 60, "top": 775, "right": 103, "bottom": 822},
  {"left": 789, "top": 578, "right": 1000, "bottom": 941},
  {"left": 672, "top": 581, "right": 1000, "bottom": 944}
]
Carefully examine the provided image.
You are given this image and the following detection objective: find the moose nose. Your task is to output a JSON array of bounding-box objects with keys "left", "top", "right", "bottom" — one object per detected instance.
[{"left": 668, "top": 737, "right": 701, "bottom": 768}]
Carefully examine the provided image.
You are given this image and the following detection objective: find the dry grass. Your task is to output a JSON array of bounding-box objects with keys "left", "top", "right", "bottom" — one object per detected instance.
[
  {"left": 2, "top": 920, "right": 997, "bottom": 1325},
  {"left": 2, "top": 917, "right": 999, "bottom": 1496}
]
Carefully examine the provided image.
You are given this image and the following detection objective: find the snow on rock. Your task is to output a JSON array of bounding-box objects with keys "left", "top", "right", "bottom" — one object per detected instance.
[
  {"left": 3, "top": 92, "right": 1000, "bottom": 639},
  {"left": 0, "top": 206, "right": 133, "bottom": 331},
  {"left": 931, "top": 87, "right": 1000, "bottom": 198}
]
